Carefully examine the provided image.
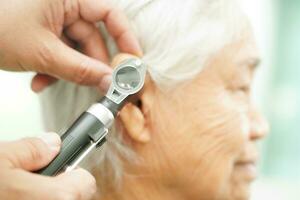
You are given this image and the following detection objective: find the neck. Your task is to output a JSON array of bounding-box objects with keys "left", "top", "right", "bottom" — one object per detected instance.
[{"left": 95, "top": 170, "right": 185, "bottom": 200}]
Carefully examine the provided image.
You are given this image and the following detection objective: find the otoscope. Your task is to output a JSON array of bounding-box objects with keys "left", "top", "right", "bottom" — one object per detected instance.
[{"left": 37, "top": 58, "right": 147, "bottom": 176}]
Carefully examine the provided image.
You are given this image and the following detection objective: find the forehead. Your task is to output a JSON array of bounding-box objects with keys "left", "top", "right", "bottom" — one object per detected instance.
[
  {"left": 220, "top": 28, "right": 259, "bottom": 68},
  {"left": 237, "top": 26, "right": 259, "bottom": 57},
  {"left": 234, "top": 36, "right": 260, "bottom": 69},
  {"left": 195, "top": 31, "right": 260, "bottom": 86},
  {"left": 181, "top": 24, "right": 260, "bottom": 89}
]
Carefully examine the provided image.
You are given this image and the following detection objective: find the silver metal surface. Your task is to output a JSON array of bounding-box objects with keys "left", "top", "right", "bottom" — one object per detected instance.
[
  {"left": 87, "top": 103, "right": 114, "bottom": 127},
  {"left": 65, "top": 58, "right": 146, "bottom": 173},
  {"left": 106, "top": 58, "right": 147, "bottom": 104},
  {"left": 65, "top": 128, "right": 108, "bottom": 172}
]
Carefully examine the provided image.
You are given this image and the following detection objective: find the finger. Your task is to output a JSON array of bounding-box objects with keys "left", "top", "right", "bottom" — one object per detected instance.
[
  {"left": 111, "top": 53, "right": 138, "bottom": 68},
  {"left": 78, "top": 0, "right": 142, "bottom": 56},
  {"left": 3, "top": 169, "right": 95, "bottom": 200},
  {"left": 31, "top": 33, "right": 75, "bottom": 93},
  {"left": 31, "top": 74, "right": 58, "bottom": 93},
  {"left": 0, "top": 133, "right": 61, "bottom": 171},
  {"left": 65, "top": 19, "right": 109, "bottom": 62},
  {"left": 61, "top": 33, "right": 76, "bottom": 48},
  {"left": 36, "top": 32, "right": 112, "bottom": 92},
  {"left": 55, "top": 168, "right": 97, "bottom": 200},
  {"left": 1, "top": 170, "right": 53, "bottom": 200}
]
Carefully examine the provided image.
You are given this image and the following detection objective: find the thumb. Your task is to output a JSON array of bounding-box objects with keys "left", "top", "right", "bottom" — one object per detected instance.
[
  {"left": 36, "top": 33, "right": 112, "bottom": 92},
  {"left": 55, "top": 168, "right": 97, "bottom": 200},
  {"left": 0, "top": 133, "right": 61, "bottom": 171}
]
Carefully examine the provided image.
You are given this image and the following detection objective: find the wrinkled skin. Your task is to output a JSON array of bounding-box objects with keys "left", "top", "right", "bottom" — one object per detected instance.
[{"left": 99, "top": 27, "right": 269, "bottom": 200}]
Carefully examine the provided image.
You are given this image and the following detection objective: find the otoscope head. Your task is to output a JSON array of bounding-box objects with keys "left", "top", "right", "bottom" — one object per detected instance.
[{"left": 101, "top": 58, "right": 147, "bottom": 116}]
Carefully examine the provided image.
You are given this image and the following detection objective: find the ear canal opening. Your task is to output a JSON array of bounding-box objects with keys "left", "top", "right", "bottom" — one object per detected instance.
[{"left": 136, "top": 99, "right": 142, "bottom": 108}]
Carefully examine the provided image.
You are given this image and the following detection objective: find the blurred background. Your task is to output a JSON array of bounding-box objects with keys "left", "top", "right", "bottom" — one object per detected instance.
[
  {"left": 242, "top": 0, "right": 300, "bottom": 199},
  {"left": 0, "top": 0, "right": 299, "bottom": 199}
]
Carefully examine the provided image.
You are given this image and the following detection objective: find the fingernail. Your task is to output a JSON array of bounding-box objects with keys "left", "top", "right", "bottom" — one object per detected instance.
[
  {"left": 132, "top": 41, "right": 143, "bottom": 57},
  {"left": 39, "top": 132, "right": 61, "bottom": 152},
  {"left": 99, "top": 75, "right": 112, "bottom": 93}
]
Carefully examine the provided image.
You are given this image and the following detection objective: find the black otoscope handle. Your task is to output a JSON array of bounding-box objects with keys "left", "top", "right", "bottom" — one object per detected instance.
[
  {"left": 36, "top": 97, "right": 120, "bottom": 176},
  {"left": 36, "top": 112, "right": 107, "bottom": 176},
  {"left": 36, "top": 58, "right": 145, "bottom": 176}
]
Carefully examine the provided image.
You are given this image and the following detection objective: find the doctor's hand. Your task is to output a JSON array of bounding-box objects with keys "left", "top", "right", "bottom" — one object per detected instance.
[
  {"left": 0, "top": 133, "right": 97, "bottom": 200},
  {"left": 0, "top": 0, "right": 142, "bottom": 93}
]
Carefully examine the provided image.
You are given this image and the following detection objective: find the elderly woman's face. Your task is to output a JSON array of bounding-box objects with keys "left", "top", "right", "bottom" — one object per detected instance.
[{"left": 123, "top": 29, "right": 268, "bottom": 200}]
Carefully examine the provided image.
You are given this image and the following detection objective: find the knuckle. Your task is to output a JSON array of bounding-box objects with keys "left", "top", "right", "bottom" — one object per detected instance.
[
  {"left": 84, "top": 172, "right": 97, "bottom": 189},
  {"left": 22, "top": 138, "right": 45, "bottom": 162},
  {"left": 78, "top": 169, "right": 95, "bottom": 181},
  {"left": 76, "top": 59, "right": 92, "bottom": 85},
  {"left": 63, "top": 0, "right": 80, "bottom": 25},
  {"left": 36, "top": 41, "right": 56, "bottom": 72}
]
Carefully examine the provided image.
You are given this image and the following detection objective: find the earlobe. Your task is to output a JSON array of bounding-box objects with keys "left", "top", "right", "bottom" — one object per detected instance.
[{"left": 119, "top": 103, "right": 151, "bottom": 143}]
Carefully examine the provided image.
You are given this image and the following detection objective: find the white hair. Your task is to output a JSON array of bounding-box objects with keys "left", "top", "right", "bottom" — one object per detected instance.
[{"left": 40, "top": 0, "right": 247, "bottom": 191}]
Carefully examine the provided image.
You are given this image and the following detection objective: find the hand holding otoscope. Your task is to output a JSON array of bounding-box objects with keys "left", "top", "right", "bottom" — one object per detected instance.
[
  {"left": 0, "top": 1, "right": 142, "bottom": 198},
  {"left": 37, "top": 57, "right": 147, "bottom": 176}
]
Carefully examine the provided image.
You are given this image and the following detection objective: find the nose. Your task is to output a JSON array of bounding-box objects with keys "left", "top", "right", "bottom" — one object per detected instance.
[{"left": 249, "top": 108, "right": 269, "bottom": 141}]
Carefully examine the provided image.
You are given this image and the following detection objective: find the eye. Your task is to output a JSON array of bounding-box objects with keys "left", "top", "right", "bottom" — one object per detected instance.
[
  {"left": 237, "top": 85, "right": 250, "bottom": 93},
  {"left": 226, "top": 85, "right": 250, "bottom": 95},
  {"left": 229, "top": 85, "right": 251, "bottom": 101}
]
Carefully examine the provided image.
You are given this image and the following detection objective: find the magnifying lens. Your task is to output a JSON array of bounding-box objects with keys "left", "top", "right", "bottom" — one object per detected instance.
[{"left": 37, "top": 58, "right": 147, "bottom": 176}]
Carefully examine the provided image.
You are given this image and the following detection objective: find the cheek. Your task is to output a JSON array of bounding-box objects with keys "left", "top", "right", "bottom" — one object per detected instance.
[
  {"left": 182, "top": 91, "right": 250, "bottom": 196},
  {"left": 183, "top": 89, "right": 249, "bottom": 161},
  {"left": 146, "top": 89, "right": 250, "bottom": 196}
]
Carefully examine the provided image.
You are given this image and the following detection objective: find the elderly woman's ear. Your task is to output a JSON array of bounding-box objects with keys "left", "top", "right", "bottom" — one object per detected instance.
[
  {"left": 119, "top": 102, "right": 150, "bottom": 143},
  {"left": 111, "top": 53, "right": 154, "bottom": 143},
  {"left": 118, "top": 78, "right": 155, "bottom": 143}
]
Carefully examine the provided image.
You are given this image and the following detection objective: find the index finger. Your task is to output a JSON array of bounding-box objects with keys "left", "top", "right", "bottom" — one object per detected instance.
[{"left": 77, "top": 0, "right": 143, "bottom": 56}]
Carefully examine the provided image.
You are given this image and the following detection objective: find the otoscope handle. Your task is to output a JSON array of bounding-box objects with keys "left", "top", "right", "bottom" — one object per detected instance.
[
  {"left": 37, "top": 57, "right": 146, "bottom": 176},
  {"left": 37, "top": 112, "right": 107, "bottom": 176}
]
